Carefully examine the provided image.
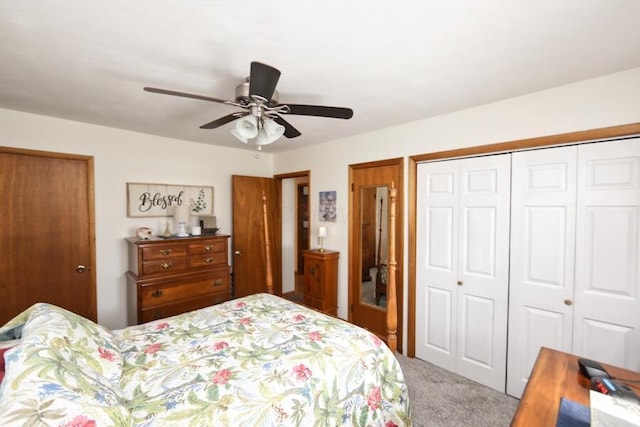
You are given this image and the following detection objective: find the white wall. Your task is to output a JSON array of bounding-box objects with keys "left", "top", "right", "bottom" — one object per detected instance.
[
  {"left": 3, "top": 67, "right": 639, "bottom": 339},
  {"left": 274, "top": 66, "right": 640, "bottom": 351},
  {"left": 0, "top": 109, "right": 274, "bottom": 329}
]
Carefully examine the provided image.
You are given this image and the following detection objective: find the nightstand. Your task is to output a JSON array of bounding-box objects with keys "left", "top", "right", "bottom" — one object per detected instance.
[{"left": 302, "top": 249, "right": 339, "bottom": 316}]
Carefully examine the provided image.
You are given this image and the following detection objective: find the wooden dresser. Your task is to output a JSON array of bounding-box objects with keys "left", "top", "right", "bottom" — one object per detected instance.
[
  {"left": 126, "top": 235, "right": 231, "bottom": 325},
  {"left": 302, "top": 249, "right": 339, "bottom": 316}
]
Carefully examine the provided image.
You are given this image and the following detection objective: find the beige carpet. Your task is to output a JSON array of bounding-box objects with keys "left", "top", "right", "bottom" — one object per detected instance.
[{"left": 395, "top": 353, "right": 519, "bottom": 426}]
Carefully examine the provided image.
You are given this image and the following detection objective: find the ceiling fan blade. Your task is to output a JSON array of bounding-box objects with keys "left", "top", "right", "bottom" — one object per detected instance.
[
  {"left": 249, "top": 62, "right": 281, "bottom": 101},
  {"left": 272, "top": 115, "right": 302, "bottom": 138},
  {"left": 282, "top": 104, "right": 354, "bottom": 120},
  {"left": 144, "top": 87, "right": 229, "bottom": 104},
  {"left": 200, "top": 111, "right": 249, "bottom": 129}
]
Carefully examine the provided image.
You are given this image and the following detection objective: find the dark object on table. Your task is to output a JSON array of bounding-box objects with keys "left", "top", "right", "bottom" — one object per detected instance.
[
  {"left": 578, "top": 358, "right": 610, "bottom": 380},
  {"left": 591, "top": 377, "right": 640, "bottom": 403}
]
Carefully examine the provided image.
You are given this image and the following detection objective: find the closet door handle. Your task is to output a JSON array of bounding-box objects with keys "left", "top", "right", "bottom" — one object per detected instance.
[
  {"left": 457, "top": 280, "right": 463, "bottom": 286},
  {"left": 564, "top": 299, "right": 573, "bottom": 306}
]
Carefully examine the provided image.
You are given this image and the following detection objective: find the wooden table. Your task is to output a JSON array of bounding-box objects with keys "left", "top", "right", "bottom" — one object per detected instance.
[{"left": 511, "top": 347, "right": 640, "bottom": 426}]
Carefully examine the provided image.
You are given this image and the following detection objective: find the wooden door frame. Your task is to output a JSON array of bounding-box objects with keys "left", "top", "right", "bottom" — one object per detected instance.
[
  {"left": 274, "top": 170, "right": 311, "bottom": 294},
  {"left": 407, "top": 122, "right": 640, "bottom": 357}
]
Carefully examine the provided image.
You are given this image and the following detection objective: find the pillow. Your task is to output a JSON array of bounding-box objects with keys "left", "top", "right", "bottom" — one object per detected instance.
[
  {"left": 0, "top": 343, "right": 133, "bottom": 426},
  {"left": 20, "top": 303, "right": 124, "bottom": 385}
]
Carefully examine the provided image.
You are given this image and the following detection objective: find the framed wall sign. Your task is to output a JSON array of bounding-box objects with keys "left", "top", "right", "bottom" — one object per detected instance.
[{"left": 127, "top": 183, "right": 214, "bottom": 217}]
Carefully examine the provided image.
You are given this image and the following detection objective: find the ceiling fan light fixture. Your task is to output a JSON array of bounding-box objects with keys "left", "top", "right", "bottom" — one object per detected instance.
[
  {"left": 230, "top": 128, "right": 249, "bottom": 143},
  {"left": 144, "top": 61, "right": 353, "bottom": 150},
  {"left": 263, "top": 117, "right": 285, "bottom": 140},
  {"left": 256, "top": 118, "right": 284, "bottom": 146},
  {"left": 231, "top": 115, "right": 258, "bottom": 142}
]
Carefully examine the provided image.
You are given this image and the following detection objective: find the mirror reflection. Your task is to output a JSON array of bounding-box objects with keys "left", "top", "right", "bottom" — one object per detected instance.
[{"left": 360, "top": 185, "right": 388, "bottom": 309}]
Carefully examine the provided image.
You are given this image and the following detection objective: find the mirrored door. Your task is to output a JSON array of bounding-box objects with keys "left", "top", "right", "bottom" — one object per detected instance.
[
  {"left": 349, "top": 158, "right": 403, "bottom": 349},
  {"left": 360, "top": 185, "right": 389, "bottom": 309}
]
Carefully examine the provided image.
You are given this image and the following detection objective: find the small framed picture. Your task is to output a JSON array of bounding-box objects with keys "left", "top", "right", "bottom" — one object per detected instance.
[{"left": 319, "top": 191, "right": 337, "bottom": 222}]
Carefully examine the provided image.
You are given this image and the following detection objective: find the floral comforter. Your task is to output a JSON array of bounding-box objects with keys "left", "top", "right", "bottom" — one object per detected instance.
[{"left": 0, "top": 293, "right": 411, "bottom": 426}]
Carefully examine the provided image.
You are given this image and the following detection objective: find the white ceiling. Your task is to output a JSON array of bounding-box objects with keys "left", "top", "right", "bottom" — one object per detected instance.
[{"left": 2, "top": 1, "right": 640, "bottom": 153}]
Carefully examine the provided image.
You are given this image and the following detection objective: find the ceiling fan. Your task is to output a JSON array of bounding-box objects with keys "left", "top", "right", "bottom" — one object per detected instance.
[{"left": 144, "top": 61, "right": 354, "bottom": 149}]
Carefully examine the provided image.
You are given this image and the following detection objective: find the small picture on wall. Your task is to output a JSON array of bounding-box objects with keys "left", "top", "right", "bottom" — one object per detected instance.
[{"left": 319, "top": 191, "right": 337, "bottom": 222}]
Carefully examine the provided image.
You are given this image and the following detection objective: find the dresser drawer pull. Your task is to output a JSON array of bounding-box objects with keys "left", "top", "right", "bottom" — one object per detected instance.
[
  {"left": 213, "top": 279, "right": 224, "bottom": 286},
  {"left": 205, "top": 257, "right": 214, "bottom": 263},
  {"left": 160, "top": 249, "right": 172, "bottom": 255},
  {"left": 204, "top": 245, "right": 212, "bottom": 252},
  {"left": 160, "top": 262, "right": 173, "bottom": 269},
  {"left": 151, "top": 290, "right": 164, "bottom": 298}
]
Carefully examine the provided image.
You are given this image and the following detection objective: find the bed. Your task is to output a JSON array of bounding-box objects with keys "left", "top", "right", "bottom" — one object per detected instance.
[
  {"left": 0, "top": 294, "right": 410, "bottom": 426},
  {"left": 0, "top": 191, "right": 410, "bottom": 426}
]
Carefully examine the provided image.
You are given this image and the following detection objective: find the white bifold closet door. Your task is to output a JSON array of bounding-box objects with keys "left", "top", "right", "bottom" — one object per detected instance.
[
  {"left": 416, "top": 154, "right": 511, "bottom": 392},
  {"left": 507, "top": 138, "right": 640, "bottom": 398},
  {"left": 573, "top": 139, "right": 640, "bottom": 369},
  {"left": 507, "top": 145, "right": 578, "bottom": 397}
]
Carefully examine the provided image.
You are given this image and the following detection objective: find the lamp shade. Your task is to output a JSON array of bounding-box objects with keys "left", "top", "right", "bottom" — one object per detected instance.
[
  {"left": 264, "top": 117, "right": 285, "bottom": 139},
  {"left": 318, "top": 226, "right": 327, "bottom": 237},
  {"left": 173, "top": 203, "right": 190, "bottom": 224},
  {"left": 231, "top": 115, "right": 258, "bottom": 143},
  {"left": 256, "top": 118, "right": 285, "bottom": 146}
]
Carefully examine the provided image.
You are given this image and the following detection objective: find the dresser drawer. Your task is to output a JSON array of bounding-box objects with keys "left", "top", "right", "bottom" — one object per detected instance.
[
  {"left": 139, "top": 293, "right": 229, "bottom": 323},
  {"left": 140, "top": 269, "right": 230, "bottom": 309},
  {"left": 141, "top": 256, "right": 188, "bottom": 275},
  {"left": 190, "top": 252, "right": 228, "bottom": 268},
  {"left": 189, "top": 239, "right": 226, "bottom": 255},
  {"left": 142, "top": 244, "right": 187, "bottom": 260}
]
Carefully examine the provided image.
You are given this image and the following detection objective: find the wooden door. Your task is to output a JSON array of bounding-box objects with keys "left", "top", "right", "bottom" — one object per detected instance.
[
  {"left": 416, "top": 154, "right": 511, "bottom": 392},
  {"left": 349, "top": 159, "right": 403, "bottom": 350},
  {"left": 507, "top": 146, "right": 577, "bottom": 397},
  {"left": 232, "top": 175, "right": 281, "bottom": 297},
  {"left": 0, "top": 147, "right": 96, "bottom": 324}
]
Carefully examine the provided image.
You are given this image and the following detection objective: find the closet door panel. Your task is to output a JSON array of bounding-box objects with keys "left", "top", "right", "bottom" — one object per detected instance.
[
  {"left": 507, "top": 146, "right": 577, "bottom": 398},
  {"left": 424, "top": 287, "right": 454, "bottom": 359},
  {"left": 459, "top": 294, "right": 495, "bottom": 366},
  {"left": 463, "top": 207, "right": 497, "bottom": 277},
  {"left": 416, "top": 161, "right": 459, "bottom": 371},
  {"left": 580, "top": 319, "right": 635, "bottom": 366},
  {"left": 417, "top": 155, "right": 510, "bottom": 392},
  {"left": 573, "top": 139, "right": 640, "bottom": 370},
  {"left": 457, "top": 156, "right": 511, "bottom": 391}
]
